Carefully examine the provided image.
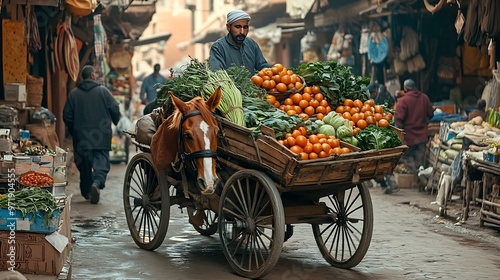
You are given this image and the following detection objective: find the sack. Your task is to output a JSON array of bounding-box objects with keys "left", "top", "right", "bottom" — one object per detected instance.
[
  {"left": 135, "top": 114, "right": 157, "bottom": 146},
  {"left": 66, "top": 0, "right": 97, "bottom": 16}
]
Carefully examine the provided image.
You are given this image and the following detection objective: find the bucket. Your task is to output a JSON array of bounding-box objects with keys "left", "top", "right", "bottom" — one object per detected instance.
[{"left": 394, "top": 173, "right": 417, "bottom": 188}]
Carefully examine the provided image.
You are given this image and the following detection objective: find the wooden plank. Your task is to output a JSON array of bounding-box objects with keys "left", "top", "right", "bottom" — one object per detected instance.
[{"left": 5, "top": 0, "right": 60, "bottom": 6}]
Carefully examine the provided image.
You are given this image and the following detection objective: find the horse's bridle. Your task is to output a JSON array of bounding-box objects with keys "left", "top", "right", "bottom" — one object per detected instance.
[{"left": 176, "top": 110, "right": 218, "bottom": 171}]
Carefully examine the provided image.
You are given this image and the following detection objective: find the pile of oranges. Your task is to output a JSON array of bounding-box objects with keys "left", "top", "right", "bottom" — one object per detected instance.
[
  {"left": 278, "top": 127, "right": 351, "bottom": 160},
  {"left": 251, "top": 63, "right": 303, "bottom": 93},
  {"left": 334, "top": 99, "right": 393, "bottom": 136},
  {"left": 266, "top": 86, "right": 332, "bottom": 120}
]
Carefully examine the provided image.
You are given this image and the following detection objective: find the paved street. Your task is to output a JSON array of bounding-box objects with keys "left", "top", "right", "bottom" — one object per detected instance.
[{"left": 67, "top": 149, "right": 500, "bottom": 280}]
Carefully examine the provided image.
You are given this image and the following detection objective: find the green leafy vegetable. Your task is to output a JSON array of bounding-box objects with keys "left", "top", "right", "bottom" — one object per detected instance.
[
  {"left": 292, "top": 61, "right": 370, "bottom": 107},
  {"left": 355, "top": 125, "right": 402, "bottom": 151}
]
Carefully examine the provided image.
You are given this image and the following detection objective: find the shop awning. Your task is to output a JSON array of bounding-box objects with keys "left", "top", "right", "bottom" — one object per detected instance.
[
  {"left": 101, "top": 4, "right": 156, "bottom": 40},
  {"left": 177, "top": 28, "right": 226, "bottom": 50},
  {"left": 129, "top": 32, "right": 171, "bottom": 47},
  {"left": 285, "top": 0, "right": 315, "bottom": 19},
  {"left": 247, "top": 0, "right": 287, "bottom": 29},
  {"left": 2, "top": 0, "right": 60, "bottom": 6}
]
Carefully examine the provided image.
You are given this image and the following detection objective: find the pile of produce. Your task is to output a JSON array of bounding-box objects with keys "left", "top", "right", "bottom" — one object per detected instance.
[
  {"left": 487, "top": 107, "right": 500, "bottom": 128},
  {"left": 19, "top": 171, "right": 55, "bottom": 187},
  {"left": 0, "top": 187, "right": 60, "bottom": 221},
  {"left": 292, "top": 61, "right": 371, "bottom": 107},
  {"left": 156, "top": 58, "right": 265, "bottom": 127},
  {"left": 250, "top": 64, "right": 304, "bottom": 94}
]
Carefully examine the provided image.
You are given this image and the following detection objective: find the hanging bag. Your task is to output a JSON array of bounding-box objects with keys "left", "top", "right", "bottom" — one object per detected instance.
[
  {"left": 454, "top": 1, "right": 465, "bottom": 35},
  {"left": 66, "top": 0, "right": 97, "bottom": 16}
]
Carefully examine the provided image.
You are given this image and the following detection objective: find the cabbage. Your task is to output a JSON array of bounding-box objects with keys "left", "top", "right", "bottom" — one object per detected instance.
[
  {"left": 336, "top": 125, "right": 353, "bottom": 139},
  {"left": 330, "top": 114, "right": 346, "bottom": 130},
  {"left": 315, "top": 120, "right": 325, "bottom": 126},
  {"left": 318, "top": 124, "right": 336, "bottom": 137},
  {"left": 342, "top": 136, "right": 358, "bottom": 146},
  {"left": 322, "top": 112, "right": 338, "bottom": 126}
]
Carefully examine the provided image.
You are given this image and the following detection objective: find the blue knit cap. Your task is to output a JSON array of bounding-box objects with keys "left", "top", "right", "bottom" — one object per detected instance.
[{"left": 227, "top": 10, "right": 251, "bottom": 25}]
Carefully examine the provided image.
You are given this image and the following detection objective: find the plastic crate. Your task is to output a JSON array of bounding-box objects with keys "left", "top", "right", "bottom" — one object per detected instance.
[{"left": 0, "top": 208, "right": 60, "bottom": 234}]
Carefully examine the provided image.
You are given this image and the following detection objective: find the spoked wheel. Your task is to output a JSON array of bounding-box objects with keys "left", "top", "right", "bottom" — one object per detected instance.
[
  {"left": 123, "top": 153, "right": 170, "bottom": 251},
  {"left": 188, "top": 208, "right": 218, "bottom": 236},
  {"left": 312, "top": 184, "right": 373, "bottom": 268},
  {"left": 218, "top": 170, "right": 285, "bottom": 279}
]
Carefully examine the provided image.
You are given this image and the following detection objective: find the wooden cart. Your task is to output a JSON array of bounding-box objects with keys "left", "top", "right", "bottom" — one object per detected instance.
[{"left": 122, "top": 117, "right": 406, "bottom": 279}]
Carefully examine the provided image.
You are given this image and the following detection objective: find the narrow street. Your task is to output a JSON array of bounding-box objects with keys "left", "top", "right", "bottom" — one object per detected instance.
[{"left": 68, "top": 150, "right": 500, "bottom": 280}]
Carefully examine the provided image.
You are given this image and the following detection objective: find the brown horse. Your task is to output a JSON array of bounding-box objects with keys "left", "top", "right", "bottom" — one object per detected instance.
[{"left": 150, "top": 87, "right": 222, "bottom": 195}]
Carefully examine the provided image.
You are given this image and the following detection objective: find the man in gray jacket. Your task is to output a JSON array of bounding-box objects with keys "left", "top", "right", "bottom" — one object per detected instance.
[{"left": 63, "top": 65, "right": 121, "bottom": 204}]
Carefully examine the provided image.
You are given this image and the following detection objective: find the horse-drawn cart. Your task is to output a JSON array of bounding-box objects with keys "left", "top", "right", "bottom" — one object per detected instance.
[{"left": 122, "top": 93, "right": 406, "bottom": 279}]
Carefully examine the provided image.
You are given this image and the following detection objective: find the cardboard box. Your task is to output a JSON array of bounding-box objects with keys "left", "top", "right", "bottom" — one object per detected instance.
[
  {"left": 0, "top": 196, "right": 71, "bottom": 275},
  {"left": 0, "top": 208, "right": 60, "bottom": 234},
  {"left": 4, "top": 83, "right": 27, "bottom": 102}
]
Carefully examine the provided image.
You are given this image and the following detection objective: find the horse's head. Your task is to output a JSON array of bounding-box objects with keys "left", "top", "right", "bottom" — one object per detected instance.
[{"left": 169, "top": 87, "right": 222, "bottom": 195}]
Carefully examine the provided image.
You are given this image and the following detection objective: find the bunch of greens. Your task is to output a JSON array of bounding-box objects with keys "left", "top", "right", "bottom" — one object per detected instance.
[
  {"left": 355, "top": 125, "right": 402, "bottom": 151},
  {"left": 243, "top": 96, "right": 318, "bottom": 138},
  {"left": 226, "top": 65, "right": 266, "bottom": 99},
  {"left": 0, "top": 187, "right": 61, "bottom": 224},
  {"left": 292, "top": 61, "right": 371, "bottom": 107}
]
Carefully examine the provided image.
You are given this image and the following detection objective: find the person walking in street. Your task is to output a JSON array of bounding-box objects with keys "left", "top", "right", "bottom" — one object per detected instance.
[
  {"left": 208, "top": 10, "right": 270, "bottom": 76},
  {"left": 468, "top": 99, "right": 487, "bottom": 121},
  {"left": 63, "top": 65, "right": 121, "bottom": 204},
  {"left": 140, "top": 63, "right": 167, "bottom": 105},
  {"left": 395, "top": 79, "right": 434, "bottom": 175}
]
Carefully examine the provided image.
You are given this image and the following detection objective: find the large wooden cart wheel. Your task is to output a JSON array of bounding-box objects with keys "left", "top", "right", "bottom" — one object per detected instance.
[
  {"left": 188, "top": 208, "right": 218, "bottom": 236},
  {"left": 123, "top": 153, "right": 170, "bottom": 251},
  {"left": 218, "top": 170, "right": 285, "bottom": 279},
  {"left": 312, "top": 184, "right": 373, "bottom": 268}
]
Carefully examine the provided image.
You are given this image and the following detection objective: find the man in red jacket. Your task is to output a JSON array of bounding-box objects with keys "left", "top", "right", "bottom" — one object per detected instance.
[{"left": 395, "top": 79, "right": 434, "bottom": 174}]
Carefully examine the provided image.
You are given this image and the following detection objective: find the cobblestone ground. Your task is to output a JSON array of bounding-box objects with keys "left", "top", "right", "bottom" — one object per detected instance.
[{"left": 68, "top": 151, "right": 500, "bottom": 280}]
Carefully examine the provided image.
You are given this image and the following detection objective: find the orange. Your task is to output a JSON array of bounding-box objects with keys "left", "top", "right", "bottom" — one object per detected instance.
[
  {"left": 319, "top": 151, "right": 328, "bottom": 158},
  {"left": 276, "top": 83, "right": 287, "bottom": 93},
  {"left": 314, "top": 93, "right": 324, "bottom": 102},
  {"left": 374, "top": 113, "right": 383, "bottom": 121},
  {"left": 287, "top": 136, "right": 296, "bottom": 147},
  {"left": 312, "top": 143, "right": 323, "bottom": 154},
  {"left": 335, "top": 106, "right": 345, "bottom": 114},
  {"left": 308, "top": 152, "right": 319, "bottom": 159},
  {"left": 385, "top": 112, "right": 393, "bottom": 120},
  {"left": 378, "top": 119, "right": 390, "bottom": 127},
  {"left": 319, "top": 99, "right": 329, "bottom": 107},
  {"left": 332, "top": 147, "right": 342, "bottom": 155},
  {"left": 295, "top": 82, "right": 303, "bottom": 91},
  {"left": 353, "top": 99, "right": 363, "bottom": 109},
  {"left": 374, "top": 105, "right": 384, "bottom": 114},
  {"left": 291, "top": 93, "right": 302, "bottom": 105},
  {"left": 326, "top": 106, "right": 332, "bottom": 114},
  {"left": 257, "top": 70, "right": 266, "bottom": 77},
  {"left": 342, "top": 112, "right": 351, "bottom": 120},
  {"left": 251, "top": 75, "right": 263, "bottom": 86},
  {"left": 341, "top": 147, "right": 351, "bottom": 154},
  {"left": 271, "top": 66, "right": 280, "bottom": 75},
  {"left": 310, "top": 99, "right": 320, "bottom": 108},
  {"left": 281, "top": 75, "right": 291, "bottom": 85},
  {"left": 266, "top": 94, "right": 277, "bottom": 104},
  {"left": 265, "top": 69, "right": 274, "bottom": 77},
  {"left": 273, "top": 63, "right": 284, "bottom": 72},
  {"left": 351, "top": 113, "right": 362, "bottom": 124},
  {"left": 292, "top": 130, "right": 302, "bottom": 138},
  {"left": 301, "top": 92, "right": 312, "bottom": 102},
  {"left": 304, "top": 106, "right": 315, "bottom": 116},
  {"left": 303, "top": 143, "right": 313, "bottom": 153},
  {"left": 283, "top": 105, "right": 293, "bottom": 112},
  {"left": 298, "top": 113, "right": 309, "bottom": 120},
  {"left": 299, "top": 152, "right": 309, "bottom": 160},
  {"left": 328, "top": 138, "right": 340, "bottom": 148},
  {"left": 343, "top": 99, "right": 354, "bottom": 107},
  {"left": 366, "top": 116, "right": 376, "bottom": 125},
  {"left": 364, "top": 110, "right": 373, "bottom": 117},
  {"left": 299, "top": 99, "right": 309, "bottom": 109},
  {"left": 364, "top": 99, "right": 375, "bottom": 107},
  {"left": 290, "top": 75, "right": 298, "bottom": 84},
  {"left": 269, "top": 80, "right": 276, "bottom": 89},
  {"left": 298, "top": 126, "right": 307, "bottom": 136},
  {"left": 357, "top": 119, "right": 368, "bottom": 129},
  {"left": 317, "top": 133, "right": 326, "bottom": 139},
  {"left": 293, "top": 105, "right": 302, "bottom": 114},
  {"left": 361, "top": 104, "right": 372, "bottom": 113},
  {"left": 322, "top": 143, "right": 332, "bottom": 153},
  {"left": 349, "top": 107, "right": 360, "bottom": 115},
  {"left": 308, "top": 134, "right": 319, "bottom": 144},
  {"left": 272, "top": 75, "right": 281, "bottom": 83},
  {"left": 316, "top": 113, "right": 324, "bottom": 120},
  {"left": 303, "top": 86, "right": 312, "bottom": 94},
  {"left": 273, "top": 101, "right": 281, "bottom": 108},
  {"left": 289, "top": 145, "right": 303, "bottom": 154},
  {"left": 288, "top": 83, "right": 296, "bottom": 89},
  {"left": 316, "top": 105, "right": 326, "bottom": 114},
  {"left": 312, "top": 86, "right": 321, "bottom": 94},
  {"left": 284, "top": 98, "right": 294, "bottom": 105},
  {"left": 286, "top": 110, "right": 297, "bottom": 116},
  {"left": 353, "top": 127, "right": 361, "bottom": 136},
  {"left": 262, "top": 80, "right": 272, "bottom": 90}
]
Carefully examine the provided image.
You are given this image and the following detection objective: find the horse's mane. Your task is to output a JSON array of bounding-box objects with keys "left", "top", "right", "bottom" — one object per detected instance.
[{"left": 168, "top": 96, "right": 218, "bottom": 130}]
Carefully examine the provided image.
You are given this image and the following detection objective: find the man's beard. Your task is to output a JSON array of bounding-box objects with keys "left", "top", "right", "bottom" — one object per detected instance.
[{"left": 230, "top": 33, "right": 246, "bottom": 45}]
